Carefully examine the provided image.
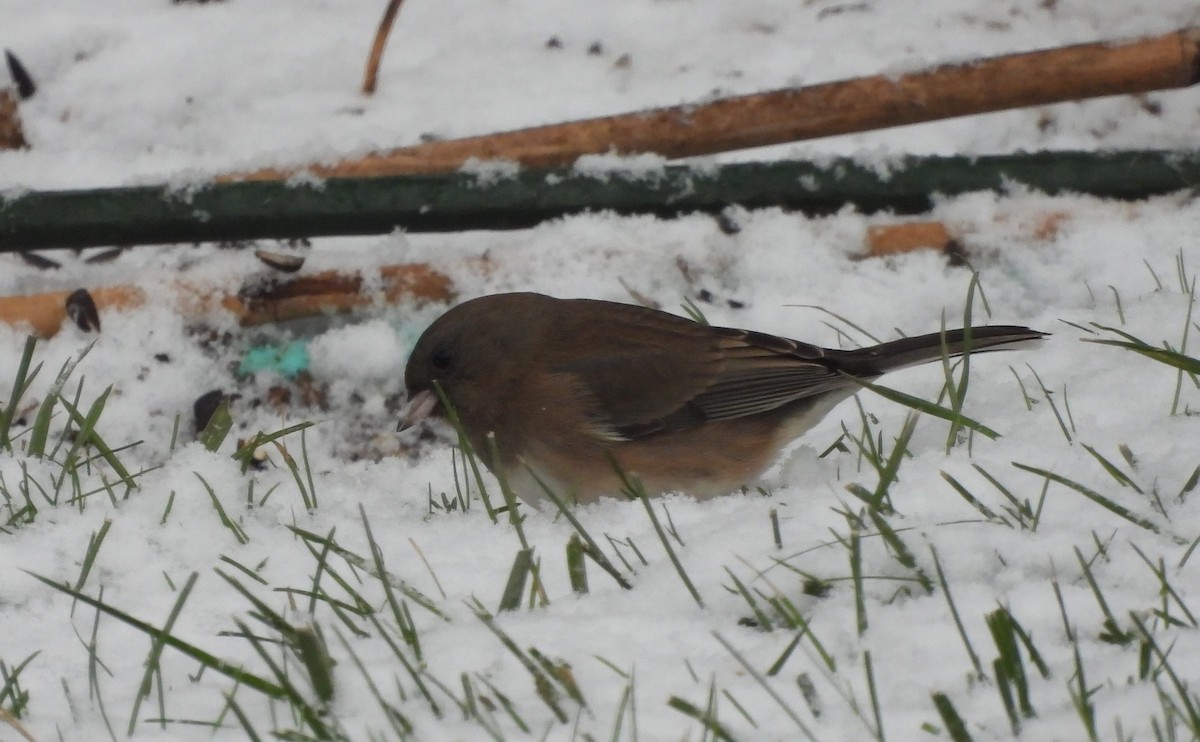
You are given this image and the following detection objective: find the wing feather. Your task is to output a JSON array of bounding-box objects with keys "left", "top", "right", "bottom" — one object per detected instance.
[{"left": 542, "top": 301, "right": 863, "bottom": 439}]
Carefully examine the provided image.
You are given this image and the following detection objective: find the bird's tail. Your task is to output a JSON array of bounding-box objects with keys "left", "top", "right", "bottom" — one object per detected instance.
[{"left": 840, "top": 326, "right": 1047, "bottom": 375}]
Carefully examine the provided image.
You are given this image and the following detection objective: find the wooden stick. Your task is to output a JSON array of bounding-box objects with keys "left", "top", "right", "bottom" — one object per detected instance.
[
  {"left": 862, "top": 208, "right": 1090, "bottom": 258},
  {"left": 362, "top": 0, "right": 408, "bottom": 95},
  {"left": 866, "top": 222, "right": 953, "bottom": 257},
  {"left": 224, "top": 28, "right": 1200, "bottom": 182},
  {"left": 0, "top": 89, "right": 27, "bottom": 150},
  {"left": 0, "top": 263, "right": 454, "bottom": 338}
]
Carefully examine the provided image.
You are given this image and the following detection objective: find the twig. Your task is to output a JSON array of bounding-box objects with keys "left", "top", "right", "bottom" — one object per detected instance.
[
  {"left": 223, "top": 28, "right": 1200, "bottom": 181},
  {"left": 0, "top": 89, "right": 27, "bottom": 150},
  {"left": 362, "top": 0, "right": 408, "bottom": 95}
]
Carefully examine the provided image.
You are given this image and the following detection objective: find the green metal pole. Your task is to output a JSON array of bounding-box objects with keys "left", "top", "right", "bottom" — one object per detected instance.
[{"left": 1, "top": 150, "right": 1198, "bottom": 252}]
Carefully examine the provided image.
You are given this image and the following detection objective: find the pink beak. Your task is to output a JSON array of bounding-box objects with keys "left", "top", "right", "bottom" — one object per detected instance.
[{"left": 397, "top": 389, "right": 438, "bottom": 431}]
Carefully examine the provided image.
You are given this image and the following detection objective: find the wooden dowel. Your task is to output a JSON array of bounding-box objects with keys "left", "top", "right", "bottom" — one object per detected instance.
[
  {"left": 361, "top": 0, "right": 408, "bottom": 95},
  {"left": 0, "top": 89, "right": 27, "bottom": 150},
  {"left": 223, "top": 28, "right": 1200, "bottom": 182},
  {"left": 866, "top": 222, "right": 954, "bottom": 257},
  {"left": 0, "top": 263, "right": 454, "bottom": 338}
]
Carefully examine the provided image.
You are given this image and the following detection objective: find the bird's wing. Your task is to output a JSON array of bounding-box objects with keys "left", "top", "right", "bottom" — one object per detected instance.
[
  {"left": 545, "top": 300, "right": 726, "bottom": 431},
  {"left": 683, "top": 328, "right": 855, "bottom": 422},
  {"left": 546, "top": 302, "right": 857, "bottom": 439}
]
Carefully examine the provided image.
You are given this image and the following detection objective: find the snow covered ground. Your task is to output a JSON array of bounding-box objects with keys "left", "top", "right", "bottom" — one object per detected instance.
[{"left": 2, "top": 1, "right": 1200, "bottom": 740}]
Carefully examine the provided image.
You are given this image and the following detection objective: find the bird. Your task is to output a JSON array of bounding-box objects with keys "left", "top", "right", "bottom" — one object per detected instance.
[{"left": 400, "top": 292, "right": 1045, "bottom": 505}]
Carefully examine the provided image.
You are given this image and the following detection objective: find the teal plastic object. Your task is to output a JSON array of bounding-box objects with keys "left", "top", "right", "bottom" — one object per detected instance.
[{"left": 238, "top": 340, "right": 311, "bottom": 378}]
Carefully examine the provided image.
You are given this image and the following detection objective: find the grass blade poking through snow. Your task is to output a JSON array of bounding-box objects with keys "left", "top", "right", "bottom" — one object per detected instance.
[
  {"left": 668, "top": 681, "right": 740, "bottom": 742},
  {"left": 857, "top": 411, "right": 918, "bottom": 513},
  {"left": 939, "top": 470, "right": 1010, "bottom": 527},
  {"left": 931, "top": 693, "right": 974, "bottom": 742},
  {"left": 197, "top": 396, "right": 233, "bottom": 452},
  {"left": 845, "top": 375, "right": 1000, "bottom": 440},
  {"left": 1024, "top": 364, "right": 1073, "bottom": 443},
  {"left": 712, "top": 632, "right": 818, "bottom": 741},
  {"left": 498, "top": 548, "right": 534, "bottom": 612},
  {"left": 471, "top": 600, "right": 574, "bottom": 724},
  {"left": 288, "top": 525, "right": 446, "bottom": 620},
  {"left": 1129, "top": 543, "right": 1198, "bottom": 629},
  {"left": 1129, "top": 612, "right": 1200, "bottom": 737},
  {"left": 215, "top": 571, "right": 336, "bottom": 731},
  {"left": 1085, "top": 312, "right": 1200, "bottom": 416},
  {"left": 194, "top": 473, "right": 249, "bottom": 545},
  {"left": 432, "top": 382, "right": 498, "bottom": 521},
  {"left": 231, "top": 421, "right": 312, "bottom": 472},
  {"left": 847, "top": 515, "right": 867, "bottom": 636},
  {"left": 1081, "top": 443, "right": 1142, "bottom": 494},
  {"left": 71, "top": 518, "right": 112, "bottom": 616},
  {"left": 1073, "top": 546, "right": 1133, "bottom": 646},
  {"left": 484, "top": 432, "right": 527, "bottom": 543},
  {"left": 940, "top": 272, "right": 983, "bottom": 452},
  {"left": 767, "top": 611, "right": 836, "bottom": 677},
  {"left": 272, "top": 435, "right": 317, "bottom": 511},
  {"left": 127, "top": 572, "right": 198, "bottom": 734},
  {"left": 867, "top": 510, "right": 933, "bottom": 595},
  {"left": 58, "top": 390, "right": 138, "bottom": 494},
  {"left": 615, "top": 463, "right": 704, "bottom": 608},
  {"left": 330, "top": 625, "right": 414, "bottom": 737},
  {"left": 863, "top": 650, "right": 885, "bottom": 742},
  {"left": 26, "top": 572, "right": 288, "bottom": 698},
  {"left": 27, "top": 372, "right": 79, "bottom": 462},
  {"left": 792, "top": 304, "right": 883, "bottom": 345},
  {"left": 0, "top": 651, "right": 38, "bottom": 723},
  {"left": 931, "top": 546, "right": 984, "bottom": 679},
  {"left": 566, "top": 534, "right": 588, "bottom": 594},
  {"left": 1052, "top": 578, "right": 1098, "bottom": 741},
  {"left": 0, "top": 337, "right": 40, "bottom": 451},
  {"left": 527, "top": 465, "right": 632, "bottom": 590},
  {"left": 293, "top": 625, "right": 335, "bottom": 706},
  {"left": 485, "top": 437, "right": 548, "bottom": 609},
  {"left": 360, "top": 506, "right": 423, "bottom": 657},
  {"left": 985, "top": 606, "right": 1050, "bottom": 735},
  {"left": 1012, "top": 462, "right": 1166, "bottom": 537},
  {"left": 1084, "top": 324, "right": 1200, "bottom": 375},
  {"left": 725, "top": 567, "right": 773, "bottom": 631}
]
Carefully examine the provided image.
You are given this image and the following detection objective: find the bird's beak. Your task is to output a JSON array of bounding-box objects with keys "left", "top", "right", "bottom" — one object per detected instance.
[{"left": 397, "top": 389, "right": 438, "bottom": 432}]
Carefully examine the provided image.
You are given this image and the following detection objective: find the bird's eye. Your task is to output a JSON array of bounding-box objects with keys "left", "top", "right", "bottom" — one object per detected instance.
[{"left": 430, "top": 347, "right": 454, "bottom": 371}]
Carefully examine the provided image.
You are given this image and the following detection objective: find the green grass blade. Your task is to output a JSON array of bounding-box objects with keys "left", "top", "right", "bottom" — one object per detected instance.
[
  {"left": 566, "top": 534, "right": 588, "bottom": 595},
  {"left": 58, "top": 392, "right": 136, "bottom": 491},
  {"left": 667, "top": 694, "right": 740, "bottom": 742},
  {"left": 1013, "top": 463, "right": 1162, "bottom": 535},
  {"left": 870, "top": 412, "right": 918, "bottom": 511},
  {"left": 930, "top": 546, "right": 984, "bottom": 678},
  {"left": 197, "top": 397, "right": 233, "bottom": 452},
  {"left": 0, "top": 337, "right": 40, "bottom": 450},
  {"left": 498, "top": 549, "right": 533, "bottom": 612},
  {"left": 1085, "top": 321, "right": 1200, "bottom": 374},
  {"left": 618, "top": 468, "right": 703, "bottom": 608},
  {"left": 525, "top": 465, "right": 632, "bottom": 590},
  {"left": 127, "top": 572, "right": 198, "bottom": 734},
  {"left": 26, "top": 571, "right": 287, "bottom": 698},
  {"left": 847, "top": 376, "right": 999, "bottom": 440},
  {"left": 931, "top": 693, "right": 974, "bottom": 742},
  {"left": 712, "top": 632, "right": 818, "bottom": 741}
]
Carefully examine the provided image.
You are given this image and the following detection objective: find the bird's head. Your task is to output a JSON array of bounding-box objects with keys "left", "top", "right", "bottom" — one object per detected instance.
[{"left": 398, "top": 293, "right": 548, "bottom": 432}]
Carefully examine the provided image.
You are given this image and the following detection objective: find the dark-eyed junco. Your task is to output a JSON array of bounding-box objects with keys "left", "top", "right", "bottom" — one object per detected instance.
[{"left": 401, "top": 292, "right": 1044, "bottom": 504}]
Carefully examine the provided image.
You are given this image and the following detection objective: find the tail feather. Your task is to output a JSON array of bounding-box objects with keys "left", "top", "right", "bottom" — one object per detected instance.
[{"left": 840, "top": 326, "right": 1047, "bottom": 375}]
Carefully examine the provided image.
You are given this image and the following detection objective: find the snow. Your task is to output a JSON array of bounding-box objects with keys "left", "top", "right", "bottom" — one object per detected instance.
[{"left": 2, "top": 1, "right": 1200, "bottom": 740}]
